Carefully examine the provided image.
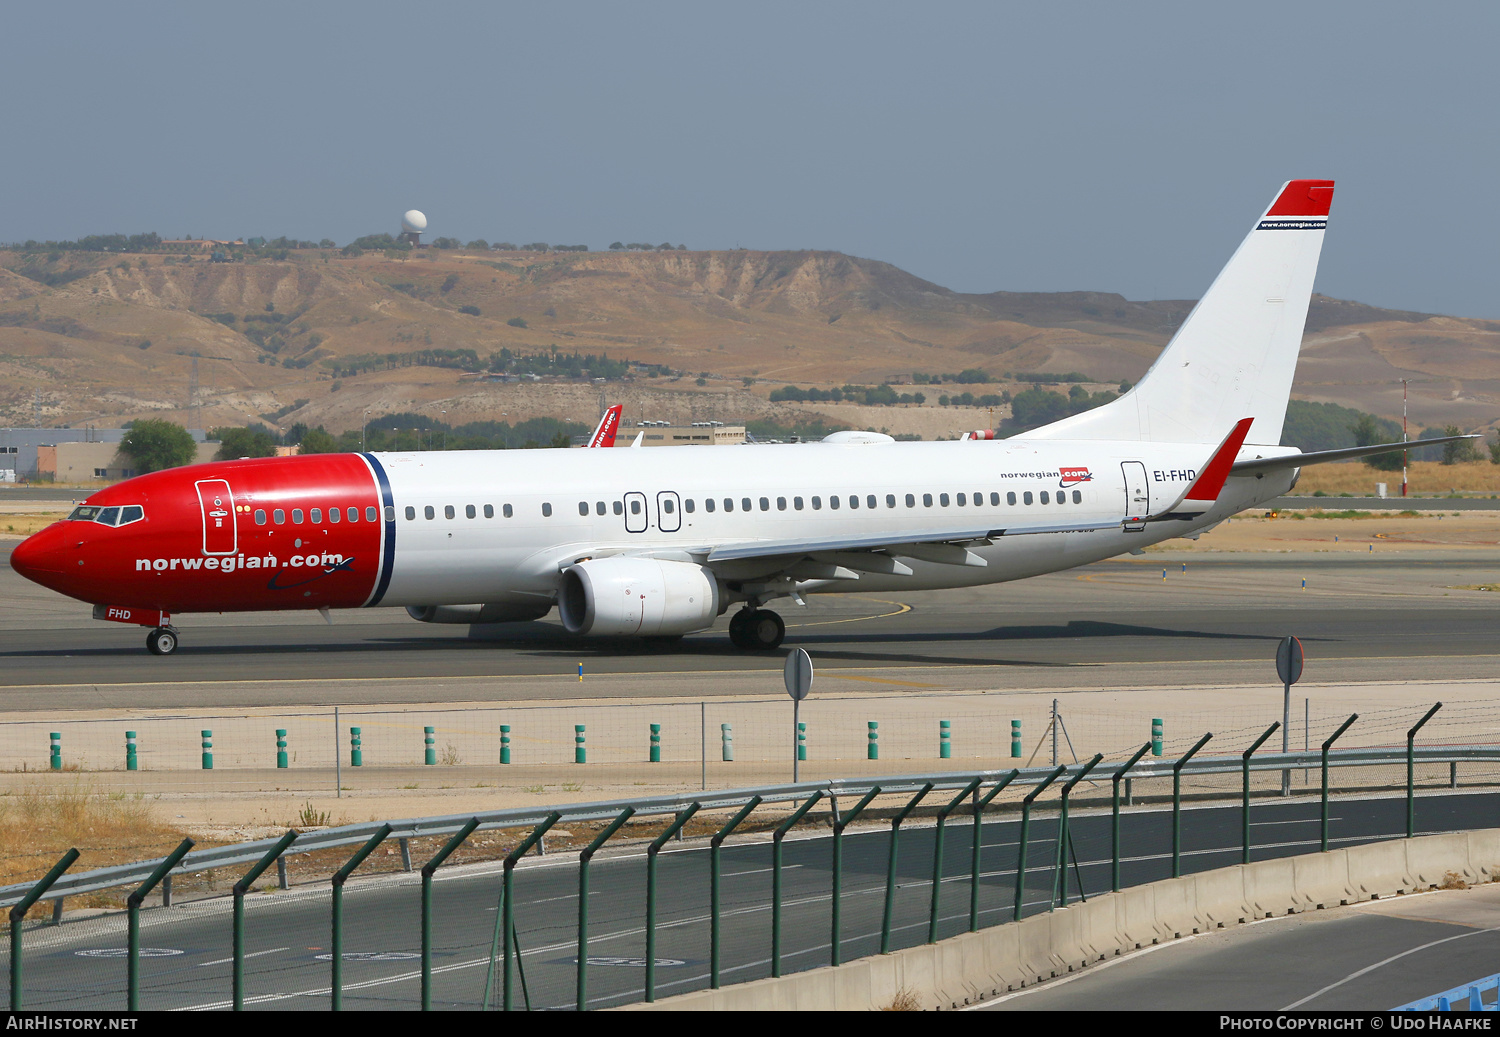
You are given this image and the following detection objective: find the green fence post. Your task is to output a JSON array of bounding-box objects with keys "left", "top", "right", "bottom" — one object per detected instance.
[
  {"left": 350, "top": 727, "right": 362, "bottom": 767},
  {"left": 711, "top": 797, "right": 761, "bottom": 986},
  {"left": 233, "top": 830, "right": 298, "bottom": 1011},
  {"left": 880, "top": 783, "right": 933, "bottom": 954},
  {"left": 1053, "top": 754, "right": 1104, "bottom": 910},
  {"left": 1407, "top": 703, "right": 1442, "bottom": 838},
  {"left": 576, "top": 808, "right": 634, "bottom": 1011},
  {"left": 1152, "top": 718, "right": 1163, "bottom": 756},
  {"left": 421, "top": 818, "right": 479, "bottom": 1011},
  {"left": 649, "top": 723, "right": 661, "bottom": 763},
  {"left": 831, "top": 787, "right": 880, "bottom": 966},
  {"left": 201, "top": 730, "right": 213, "bottom": 770},
  {"left": 574, "top": 725, "right": 586, "bottom": 764},
  {"left": 1011, "top": 720, "right": 1021, "bottom": 758},
  {"left": 49, "top": 732, "right": 60, "bottom": 771},
  {"left": 125, "top": 730, "right": 137, "bottom": 771},
  {"left": 276, "top": 729, "right": 288, "bottom": 769},
  {"left": 867, "top": 721, "right": 879, "bottom": 760},
  {"left": 971, "top": 771, "right": 1019, "bottom": 931},
  {"left": 500, "top": 724, "right": 511, "bottom": 765},
  {"left": 1172, "top": 732, "right": 1214, "bottom": 878},
  {"left": 720, "top": 723, "right": 734, "bottom": 762},
  {"left": 9, "top": 848, "right": 79, "bottom": 1010},
  {"left": 1111, "top": 744, "right": 1152, "bottom": 893},
  {"left": 1241, "top": 722, "right": 1281, "bottom": 864},
  {"left": 1013, "top": 765, "right": 1066, "bottom": 922},
  {"left": 127, "top": 838, "right": 194, "bottom": 1010},
  {"left": 928, "top": 778, "right": 981, "bottom": 943},
  {"left": 797, "top": 722, "right": 807, "bottom": 762},
  {"left": 1321, "top": 714, "right": 1358, "bottom": 851},
  {"left": 646, "top": 803, "right": 700, "bottom": 1001},
  {"left": 424, "top": 726, "right": 436, "bottom": 766},
  {"left": 770, "top": 792, "right": 823, "bottom": 977},
  {"left": 485, "top": 812, "right": 559, "bottom": 1012},
  {"left": 332, "top": 824, "right": 392, "bottom": 1011},
  {"left": 939, "top": 720, "right": 951, "bottom": 760}
]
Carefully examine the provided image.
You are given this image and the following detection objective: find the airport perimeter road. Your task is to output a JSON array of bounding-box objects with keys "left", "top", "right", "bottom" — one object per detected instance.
[
  {"left": 3, "top": 542, "right": 1500, "bottom": 706},
  {"left": 12, "top": 791, "right": 1497, "bottom": 1011},
  {"left": 981, "top": 881, "right": 1500, "bottom": 1012}
]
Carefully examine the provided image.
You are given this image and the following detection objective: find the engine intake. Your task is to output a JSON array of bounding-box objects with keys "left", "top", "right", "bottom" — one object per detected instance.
[{"left": 558, "top": 557, "right": 721, "bottom": 637}]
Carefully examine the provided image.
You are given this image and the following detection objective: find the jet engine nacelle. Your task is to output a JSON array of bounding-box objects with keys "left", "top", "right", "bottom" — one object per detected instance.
[
  {"left": 558, "top": 557, "right": 721, "bottom": 637},
  {"left": 406, "top": 598, "right": 553, "bottom": 624}
]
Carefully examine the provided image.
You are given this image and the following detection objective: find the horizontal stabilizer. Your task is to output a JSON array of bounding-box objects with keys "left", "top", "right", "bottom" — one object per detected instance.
[{"left": 1231, "top": 436, "right": 1482, "bottom": 475}]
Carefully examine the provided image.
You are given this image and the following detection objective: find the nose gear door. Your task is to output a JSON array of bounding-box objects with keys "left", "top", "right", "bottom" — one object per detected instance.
[
  {"left": 196, "top": 479, "right": 237, "bottom": 555},
  {"left": 1121, "top": 462, "right": 1149, "bottom": 532}
]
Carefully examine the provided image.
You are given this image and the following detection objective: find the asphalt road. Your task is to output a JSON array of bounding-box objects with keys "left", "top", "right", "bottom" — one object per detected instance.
[
  {"left": 3, "top": 542, "right": 1500, "bottom": 707},
  {"left": 12, "top": 790, "right": 1497, "bottom": 1011}
]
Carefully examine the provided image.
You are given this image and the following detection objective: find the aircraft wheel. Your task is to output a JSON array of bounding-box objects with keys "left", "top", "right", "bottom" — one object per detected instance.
[
  {"left": 146, "top": 627, "right": 178, "bottom": 656},
  {"left": 728, "top": 608, "right": 753, "bottom": 648},
  {"left": 744, "top": 609, "right": 785, "bottom": 650}
]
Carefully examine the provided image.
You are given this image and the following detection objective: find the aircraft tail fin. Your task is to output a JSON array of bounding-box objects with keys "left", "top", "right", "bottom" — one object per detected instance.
[
  {"left": 588, "top": 404, "right": 623, "bottom": 448},
  {"left": 1019, "top": 179, "right": 1333, "bottom": 446}
]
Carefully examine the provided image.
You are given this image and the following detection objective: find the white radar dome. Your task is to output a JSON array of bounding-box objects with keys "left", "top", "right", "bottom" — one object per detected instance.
[{"left": 400, "top": 210, "right": 428, "bottom": 234}]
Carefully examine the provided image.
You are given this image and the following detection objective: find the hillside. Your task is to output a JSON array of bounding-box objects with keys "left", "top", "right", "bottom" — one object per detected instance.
[{"left": 1, "top": 246, "right": 1498, "bottom": 440}]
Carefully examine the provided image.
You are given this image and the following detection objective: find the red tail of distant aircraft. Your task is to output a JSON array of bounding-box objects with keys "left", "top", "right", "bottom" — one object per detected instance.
[{"left": 588, "top": 405, "right": 622, "bottom": 448}]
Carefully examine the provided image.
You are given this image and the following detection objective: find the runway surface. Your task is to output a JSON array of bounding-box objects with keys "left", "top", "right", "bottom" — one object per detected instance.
[
  {"left": 3, "top": 541, "right": 1499, "bottom": 710},
  {"left": 12, "top": 789, "right": 1493, "bottom": 1011}
]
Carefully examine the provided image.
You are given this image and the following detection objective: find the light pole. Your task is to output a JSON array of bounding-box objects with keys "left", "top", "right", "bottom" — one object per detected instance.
[
  {"left": 441, "top": 410, "right": 446, "bottom": 449},
  {"left": 361, "top": 409, "right": 370, "bottom": 451}
]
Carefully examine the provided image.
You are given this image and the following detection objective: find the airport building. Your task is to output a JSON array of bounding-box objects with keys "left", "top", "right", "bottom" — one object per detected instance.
[
  {"left": 0, "top": 428, "right": 210, "bottom": 482},
  {"left": 614, "top": 422, "right": 747, "bottom": 447}
]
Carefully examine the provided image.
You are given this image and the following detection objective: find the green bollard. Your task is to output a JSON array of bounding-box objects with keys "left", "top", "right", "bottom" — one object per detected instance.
[
  {"left": 276, "top": 729, "right": 288, "bottom": 769},
  {"left": 574, "top": 724, "right": 586, "bottom": 764},
  {"left": 424, "top": 726, "right": 436, "bottom": 766},
  {"left": 201, "top": 730, "right": 213, "bottom": 770},
  {"left": 125, "top": 731, "right": 137, "bottom": 771},
  {"left": 1011, "top": 719, "right": 1022, "bottom": 758},
  {"left": 499, "top": 724, "right": 510, "bottom": 765},
  {"left": 721, "top": 723, "right": 733, "bottom": 762},
  {"left": 350, "top": 727, "right": 362, "bottom": 767},
  {"left": 797, "top": 721, "right": 806, "bottom": 762},
  {"left": 867, "top": 721, "right": 879, "bottom": 760},
  {"left": 940, "top": 720, "right": 951, "bottom": 759},
  {"left": 1152, "top": 718, "right": 1163, "bottom": 756},
  {"left": 49, "top": 732, "right": 60, "bottom": 771},
  {"left": 649, "top": 723, "right": 661, "bottom": 763}
]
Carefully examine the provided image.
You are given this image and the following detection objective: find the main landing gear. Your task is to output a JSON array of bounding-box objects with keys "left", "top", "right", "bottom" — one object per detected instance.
[
  {"left": 146, "top": 626, "right": 180, "bottom": 656},
  {"left": 728, "top": 608, "right": 785, "bottom": 650}
]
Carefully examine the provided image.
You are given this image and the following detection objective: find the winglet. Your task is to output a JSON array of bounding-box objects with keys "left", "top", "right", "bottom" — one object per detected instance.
[
  {"left": 588, "top": 405, "right": 623, "bottom": 448},
  {"left": 1179, "top": 418, "right": 1255, "bottom": 509}
]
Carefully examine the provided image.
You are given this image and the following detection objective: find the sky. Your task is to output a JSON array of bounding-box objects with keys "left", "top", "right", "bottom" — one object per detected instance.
[{"left": 3, "top": 1, "right": 1497, "bottom": 316}]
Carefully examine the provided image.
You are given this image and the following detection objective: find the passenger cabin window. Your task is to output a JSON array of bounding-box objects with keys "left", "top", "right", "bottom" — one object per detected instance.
[
  {"left": 425, "top": 506, "right": 436, "bottom": 520},
  {"left": 274, "top": 509, "right": 286, "bottom": 524},
  {"left": 596, "top": 501, "right": 606, "bottom": 516},
  {"left": 484, "top": 504, "right": 494, "bottom": 518},
  {"left": 664, "top": 499, "right": 676, "bottom": 514},
  {"left": 542, "top": 503, "right": 553, "bottom": 517},
  {"left": 956, "top": 493, "right": 966, "bottom": 506},
  {"left": 1039, "top": 491, "right": 1050, "bottom": 505},
  {"left": 578, "top": 502, "right": 589, "bottom": 516},
  {"left": 466, "top": 504, "right": 476, "bottom": 519},
  {"left": 311, "top": 508, "right": 322, "bottom": 523},
  {"left": 939, "top": 493, "right": 949, "bottom": 507},
  {"left": 685, "top": 499, "right": 695, "bottom": 513},
  {"left": 1072, "top": 490, "right": 1082, "bottom": 503},
  {"left": 794, "top": 497, "right": 804, "bottom": 510},
  {"left": 991, "top": 492, "right": 1001, "bottom": 506},
  {"left": 777, "top": 497, "right": 786, "bottom": 511},
  {"left": 1023, "top": 492, "right": 1033, "bottom": 505},
  {"left": 848, "top": 495, "right": 858, "bottom": 509},
  {"left": 255, "top": 509, "right": 266, "bottom": 525},
  {"left": 829, "top": 495, "right": 840, "bottom": 510},
  {"left": 503, "top": 504, "right": 513, "bottom": 518},
  {"left": 906, "top": 494, "right": 916, "bottom": 508},
  {"left": 1007, "top": 492, "right": 1017, "bottom": 506},
  {"left": 405, "top": 507, "right": 416, "bottom": 520},
  {"left": 724, "top": 498, "right": 734, "bottom": 512},
  {"left": 886, "top": 494, "right": 896, "bottom": 508},
  {"left": 923, "top": 494, "right": 933, "bottom": 507},
  {"left": 811, "top": 496, "right": 821, "bottom": 510},
  {"left": 292, "top": 509, "right": 304, "bottom": 524},
  {"left": 329, "top": 508, "right": 340, "bottom": 523},
  {"left": 613, "top": 501, "right": 623, "bottom": 516},
  {"left": 759, "top": 497, "right": 769, "bottom": 511},
  {"left": 630, "top": 499, "right": 642, "bottom": 515},
  {"left": 351, "top": 507, "right": 362, "bottom": 522},
  {"left": 742, "top": 497, "right": 752, "bottom": 512},
  {"left": 705, "top": 498, "right": 716, "bottom": 513},
  {"left": 442, "top": 505, "right": 453, "bottom": 519},
  {"left": 867, "top": 495, "right": 877, "bottom": 509}
]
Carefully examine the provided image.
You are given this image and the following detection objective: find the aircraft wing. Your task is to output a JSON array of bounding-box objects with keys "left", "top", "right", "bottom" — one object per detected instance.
[
  {"left": 1230, "top": 435, "right": 1481, "bottom": 475},
  {"left": 704, "top": 518, "right": 1123, "bottom": 564}
]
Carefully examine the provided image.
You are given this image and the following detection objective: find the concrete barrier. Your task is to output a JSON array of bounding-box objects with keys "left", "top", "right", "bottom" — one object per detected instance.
[{"left": 625, "top": 831, "right": 1500, "bottom": 1011}]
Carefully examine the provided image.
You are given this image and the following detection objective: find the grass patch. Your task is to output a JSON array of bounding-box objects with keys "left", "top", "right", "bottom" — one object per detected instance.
[{"left": 1304, "top": 509, "right": 1375, "bottom": 519}]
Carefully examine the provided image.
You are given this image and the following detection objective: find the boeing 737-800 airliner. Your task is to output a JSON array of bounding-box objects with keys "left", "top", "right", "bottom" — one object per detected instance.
[{"left": 10, "top": 180, "right": 1465, "bottom": 655}]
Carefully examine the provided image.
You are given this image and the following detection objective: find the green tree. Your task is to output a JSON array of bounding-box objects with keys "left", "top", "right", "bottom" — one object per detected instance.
[
  {"left": 298, "top": 427, "right": 339, "bottom": 455},
  {"left": 1490, "top": 432, "right": 1500, "bottom": 466},
  {"left": 1352, "top": 412, "right": 1404, "bottom": 471},
  {"left": 212, "top": 426, "right": 277, "bottom": 460},
  {"left": 1442, "top": 424, "right": 1480, "bottom": 465},
  {"left": 123, "top": 419, "right": 196, "bottom": 472}
]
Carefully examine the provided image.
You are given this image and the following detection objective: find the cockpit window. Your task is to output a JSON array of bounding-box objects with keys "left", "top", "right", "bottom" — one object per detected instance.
[{"left": 67, "top": 504, "right": 145, "bottom": 527}]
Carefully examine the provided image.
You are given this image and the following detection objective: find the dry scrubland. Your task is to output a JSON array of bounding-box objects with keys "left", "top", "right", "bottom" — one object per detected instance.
[
  {"left": 1289, "top": 459, "right": 1499, "bottom": 496},
  {"left": 1, "top": 247, "right": 1498, "bottom": 441}
]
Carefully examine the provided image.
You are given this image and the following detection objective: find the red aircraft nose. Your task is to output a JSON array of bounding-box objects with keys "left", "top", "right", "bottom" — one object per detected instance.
[{"left": 10, "top": 524, "right": 67, "bottom": 582}]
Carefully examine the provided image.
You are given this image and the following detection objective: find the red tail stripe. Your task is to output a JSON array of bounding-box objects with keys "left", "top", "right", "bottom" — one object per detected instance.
[
  {"left": 1184, "top": 417, "right": 1255, "bottom": 502},
  {"left": 1265, "top": 179, "right": 1335, "bottom": 218}
]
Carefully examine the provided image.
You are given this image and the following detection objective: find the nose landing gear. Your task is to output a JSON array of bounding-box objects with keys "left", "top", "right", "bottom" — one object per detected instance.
[
  {"left": 728, "top": 608, "right": 785, "bottom": 650},
  {"left": 146, "top": 626, "right": 180, "bottom": 656}
]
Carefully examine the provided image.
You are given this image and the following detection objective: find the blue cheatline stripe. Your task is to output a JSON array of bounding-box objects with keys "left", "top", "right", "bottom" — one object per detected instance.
[{"left": 360, "top": 453, "right": 397, "bottom": 607}]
